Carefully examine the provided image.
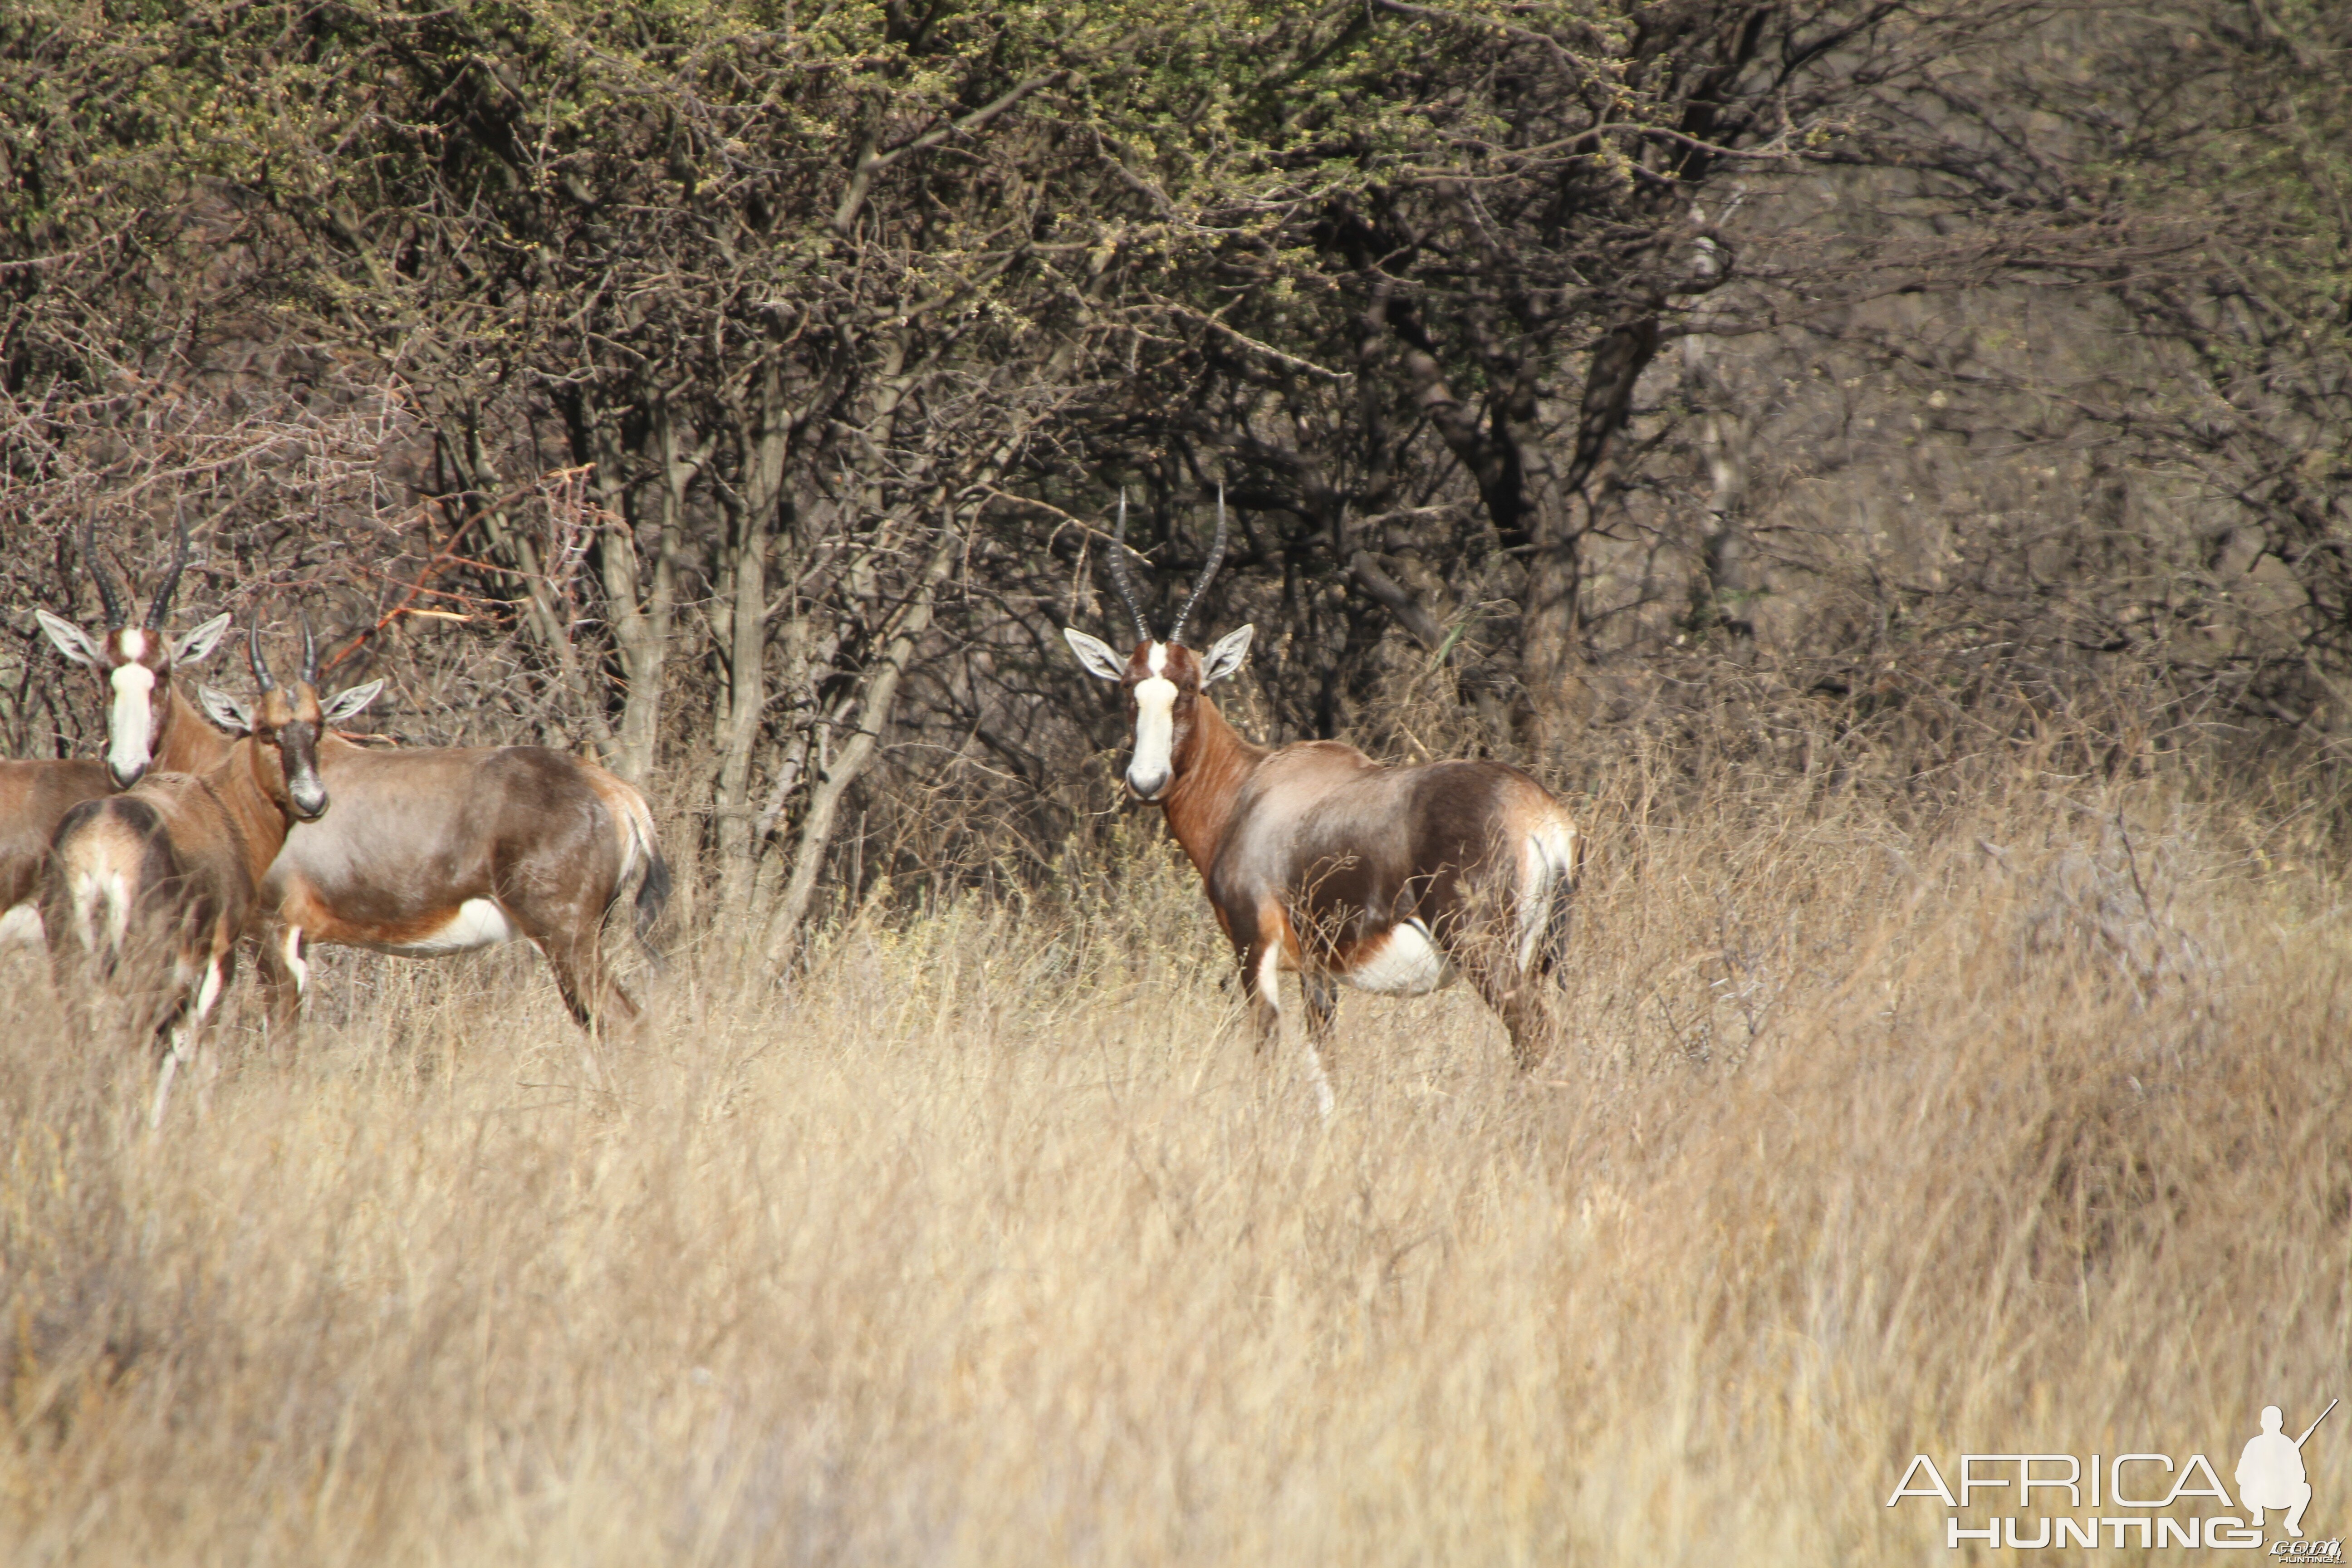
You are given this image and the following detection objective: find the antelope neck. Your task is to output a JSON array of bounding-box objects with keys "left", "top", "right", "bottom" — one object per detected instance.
[
  {"left": 160, "top": 678, "right": 236, "bottom": 775},
  {"left": 1156, "top": 695, "right": 1265, "bottom": 881},
  {"left": 172, "top": 738, "right": 288, "bottom": 886}
]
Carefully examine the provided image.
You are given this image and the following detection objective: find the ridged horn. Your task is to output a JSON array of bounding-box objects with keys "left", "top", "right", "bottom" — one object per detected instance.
[
  {"left": 1102, "top": 489, "right": 1152, "bottom": 646},
  {"left": 248, "top": 614, "right": 276, "bottom": 694},
  {"left": 80, "top": 505, "right": 129, "bottom": 630},
  {"left": 1167, "top": 485, "right": 1228, "bottom": 647},
  {"left": 299, "top": 611, "right": 318, "bottom": 685},
  {"left": 146, "top": 501, "right": 190, "bottom": 631}
]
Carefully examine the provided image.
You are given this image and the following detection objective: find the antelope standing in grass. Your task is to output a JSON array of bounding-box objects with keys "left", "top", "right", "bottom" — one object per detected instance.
[
  {"left": 242, "top": 620, "right": 670, "bottom": 1039},
  {"left": 6, "top": 517, "right": 232, "bottom": 946},
  {"left": 46, "top": 542, "right": 670, "bottom": 1037},
  {"left": 43, "top": 623, "right": 372, "bottom": 1125},
  {"left": 1064, "top": 491, "right": 1582, "bottom": 1111}
]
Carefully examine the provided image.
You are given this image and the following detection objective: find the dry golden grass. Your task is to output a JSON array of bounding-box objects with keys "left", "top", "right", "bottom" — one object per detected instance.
[{"left": 2, "top": 755, "right": 2347, "bottom": 1565}]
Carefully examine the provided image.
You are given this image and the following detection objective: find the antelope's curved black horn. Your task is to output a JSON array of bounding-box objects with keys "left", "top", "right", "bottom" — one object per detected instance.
[
  {"left": 146, "top": 501, "right": 191, "bottom": 631},
  {"left": 300, "top": 612, "right": 318, "bottom": 685},
  {"left": 1168, "top": 484, "right": 1229, "bottom": 647},
  {"left": 248, "top": 615, "right": 276, "bottom": 693},
  {"left": 80, "top": 505, "right": 130, "bottom": 630},
  {"left": 1103, "top": 488, "right": 1152, "bottom": 646}
]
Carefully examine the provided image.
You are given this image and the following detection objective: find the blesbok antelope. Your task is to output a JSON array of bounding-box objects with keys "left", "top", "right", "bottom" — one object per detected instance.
[
  {"left": 79, "top": 607, "right": 668, "bottom": 1039},
  {"left": 5, "top": 516, "right": 232, "bottom": 945},
  {"left": 42, "top": 623, "right": 373, "bottom": 1125},
  {"left": 1064, "top": 491, "right": 1583, "bottom": 1110},
  {"left": 34, "top": 513, "right": 235, "bottom": 789},
  {"left": 250, "top": 618, "right": 670, "bottom": 1039}
]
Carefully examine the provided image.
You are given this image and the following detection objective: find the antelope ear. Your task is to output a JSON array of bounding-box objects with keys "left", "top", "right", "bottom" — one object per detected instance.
[
  {"left": 173, "top": 612, "right": 234, "bottom": 666},
  {"left": 1063, "top": 627, "right": 1127, "bottom": 681},
  {"left": 35, "top": 609, "right": 104, "bottom": 667},
  {"left": 197, "top": 684, "right": 254, "bottom": 735},
  {"left": 320, "top": 678, "right": 386, "bottom": 725},
  {"left": 1201, "top": 623, "right": 1254, "bottom": 684}
]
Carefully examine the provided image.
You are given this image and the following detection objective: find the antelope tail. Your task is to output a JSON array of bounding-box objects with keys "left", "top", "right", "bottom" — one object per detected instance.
[
  {"left": 634, "top": 848, "right": 675, "bottom": 961},
  {"left": 72, "top": 865, "right": 136, "bottom": 974},
  {"left": 54, "top": 801, "right": 171, "bottom": 979},
  {"left": 606, "top": 782, "right": 673, "bottom": 965},
  {"left": 1521, "top": 817, "right": 1581, "bottom": 979}
]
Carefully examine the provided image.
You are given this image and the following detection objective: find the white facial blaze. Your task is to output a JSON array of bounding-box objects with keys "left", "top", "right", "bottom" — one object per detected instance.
[
  {"left": 1127, "top": 642, "right": 1177, "bottom": 795},
  {"left": 106, "top": 658, "right": 157, "bottom": 783}
]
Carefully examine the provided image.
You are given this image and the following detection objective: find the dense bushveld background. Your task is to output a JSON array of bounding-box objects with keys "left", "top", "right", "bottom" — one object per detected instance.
[{"left": 5, "top": 0, "right": 2352, "bottom": 1561}]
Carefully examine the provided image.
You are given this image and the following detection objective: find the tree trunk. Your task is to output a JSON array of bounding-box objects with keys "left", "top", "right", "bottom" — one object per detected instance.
[
  {"left": 441, "top": 412, "right": 620, "bottom": 762},
  {"left": 1507, "top": 412, "right": 1592, "bottom": 759},
  {"left": 621, "top": 405, "right": 697, "bottom": 785},
  {"left": 760, "top": 521, "right": 959, "bottom": 972},
  {"left": 1519, "top": 315, "right": 1661, "bottom": 755},
  {"left": 1681, "top": 224, "right": 1752, "bottom": 641},
  {"left": 586, "top": 397, "right": 695, "bottom": 787},
  {"left": 712, "top": 511, "right": 775, "bottom": 910}
]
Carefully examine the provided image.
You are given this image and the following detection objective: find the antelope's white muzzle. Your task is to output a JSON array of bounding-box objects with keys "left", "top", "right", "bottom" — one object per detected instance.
[
  {"left": 1127, "top": 676, "right": 1177, "bottom": 800},
  {"left": 106, "top": 660, "right": 157, "bottom": 787}
]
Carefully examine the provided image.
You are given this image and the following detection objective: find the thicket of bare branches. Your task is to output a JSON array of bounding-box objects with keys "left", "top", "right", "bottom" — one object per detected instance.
[{"left": 5, "top": 0, "right": 2344, "bottom": 949}]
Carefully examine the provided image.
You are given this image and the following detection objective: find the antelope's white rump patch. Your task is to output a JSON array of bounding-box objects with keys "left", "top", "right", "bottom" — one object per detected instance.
[
  {"left": 382, "top": 899, "right": 519, "bottom": 956},
  {"left": 1344, "top": 918, "right": 1455, "bottom": 996}
]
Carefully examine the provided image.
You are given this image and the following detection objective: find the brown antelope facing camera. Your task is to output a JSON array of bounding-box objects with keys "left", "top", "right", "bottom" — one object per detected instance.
[
  {"left": 245, "top": 614, "right": 670, "bottom": 1041},
  {"left": 1064, "top": 490, "right": 1583, "bottom": 1113},
  {"left": 5, "top": 515, "right": 232, "bottom": 946},
  {"left": 42, "top": 622, "right": 374, "bottom": 1127},
  {"left": 63, "top": 584, "right": 669, "bottom": 1041}
]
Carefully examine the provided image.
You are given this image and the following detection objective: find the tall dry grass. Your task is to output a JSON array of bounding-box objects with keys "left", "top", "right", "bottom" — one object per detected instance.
[{"left": 1, "top": 742, "right": 2347, "bottom": 1565}]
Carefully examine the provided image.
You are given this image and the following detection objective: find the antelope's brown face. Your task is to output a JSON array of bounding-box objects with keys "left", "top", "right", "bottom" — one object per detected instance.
[
  {"left": 249, "top": 684, "right": 331, "bottom": 822},
  {"left": 1063, "top": 482, "right": 1244, "bottom": 800},
  {"left": 37, "top": 611, "right": 234, "bottom": 787},
  {"left": 1063, "top": 626, "right": 1254, "bottom": 801},
  {"left": 199, "top": 671, "right": 385, "bottom": 824},
  {"left": 197, "top": 622, "right": 387, "bottom": 823}
]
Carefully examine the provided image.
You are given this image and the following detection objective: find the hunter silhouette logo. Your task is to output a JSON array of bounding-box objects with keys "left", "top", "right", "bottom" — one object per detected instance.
[
  {"left": 1886, "top": 1396, "right": 2340, "bottom": 1552},
  {"left": 2242, "top": 1400, "right": 2335, "bottom": 1540}
]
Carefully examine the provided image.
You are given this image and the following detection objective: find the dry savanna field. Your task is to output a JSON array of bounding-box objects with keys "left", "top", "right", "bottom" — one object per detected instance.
[
  {"left": 0, "top": 740, "right": 2345, "bottom": 1567},
  {"left": 6, "top": 0, "right": 2350, "bottom": 1559}
]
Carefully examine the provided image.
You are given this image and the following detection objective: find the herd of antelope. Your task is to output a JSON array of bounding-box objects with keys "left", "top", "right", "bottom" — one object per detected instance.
[
  {"left": 7, "top": 496, "right": 1581, "bottom": 1123},
  {"left": 4, "top": 517, "right": 670, "bottom": 1124}
]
